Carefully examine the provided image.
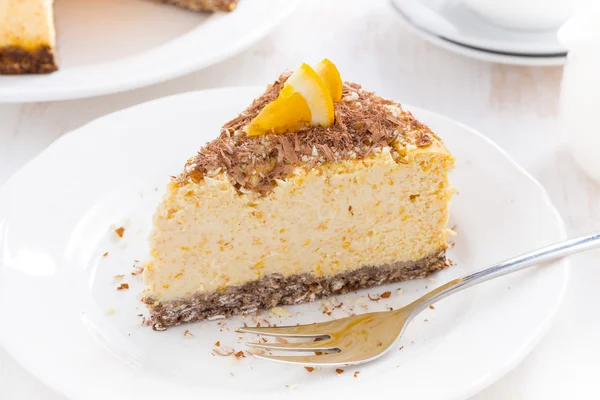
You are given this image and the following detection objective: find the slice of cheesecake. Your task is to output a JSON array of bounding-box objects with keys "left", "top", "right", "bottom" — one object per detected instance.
[
  {"left": 0, "top": 0, "right": 57, "bottom": 74},
  {"left": 143, "top": 60, "right": 455, "bottom": 329}
]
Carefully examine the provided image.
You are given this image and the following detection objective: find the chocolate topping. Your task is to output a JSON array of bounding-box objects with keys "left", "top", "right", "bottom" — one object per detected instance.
[{"left": 178, "top": 74, "right": 439, "bottom": 194}]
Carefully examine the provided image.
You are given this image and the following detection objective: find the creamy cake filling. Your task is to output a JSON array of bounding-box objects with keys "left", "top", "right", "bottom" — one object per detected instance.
[{"left": 144, "top": 149, "right": 453, "bottom": 302}]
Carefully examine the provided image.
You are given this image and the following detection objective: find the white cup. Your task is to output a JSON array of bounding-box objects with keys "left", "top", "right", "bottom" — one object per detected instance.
[{"left": 462, "top": 0, "right": 575, "bottom": 31}]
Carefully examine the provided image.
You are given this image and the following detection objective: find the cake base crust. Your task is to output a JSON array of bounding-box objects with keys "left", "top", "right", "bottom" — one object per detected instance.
[
  {"left": 160, "top": 0, "right": 238, "bottom": 12},
  {"left": 144, "top": 250, "right": 450, "bottom": 329},
  {"left": 0, "top": 45, "right": 57, "bottom": 74}
]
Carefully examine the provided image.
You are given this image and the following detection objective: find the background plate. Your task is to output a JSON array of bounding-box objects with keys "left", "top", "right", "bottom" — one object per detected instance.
[
  {"left": 0, "top": 0, "right": 298, "bottom": 103},
  {"left": 0, "top": 88, "right": 568, "bottom": 400},
  {"left": 391, "top": 1, "right": 566, "bottom": 66},
  {"left": 391, "top": 0, "right": 566, "bottom": 56}
]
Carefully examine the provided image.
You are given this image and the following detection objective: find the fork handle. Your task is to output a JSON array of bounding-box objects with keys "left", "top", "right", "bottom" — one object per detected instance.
[{"left": 405, "top": 232, "right": 600, "bottom": 316}]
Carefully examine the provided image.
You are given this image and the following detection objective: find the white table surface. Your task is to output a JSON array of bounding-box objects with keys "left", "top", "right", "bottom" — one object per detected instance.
[{"left": 1, "top": 1, "right": 599, "bottom": 398}]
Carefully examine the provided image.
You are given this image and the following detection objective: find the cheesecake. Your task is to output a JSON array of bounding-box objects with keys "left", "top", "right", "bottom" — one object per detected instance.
[
  {"left": 0, "top": 0, "right": 238, "bottom": 74},
  {"left": 142, "top": 60, "right": 455, "bottom": 329},
  {"left": 0, "top": 0, "right": 57, "bottom": 74}
]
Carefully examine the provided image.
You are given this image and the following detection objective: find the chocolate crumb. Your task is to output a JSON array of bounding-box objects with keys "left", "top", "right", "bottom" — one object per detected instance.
[
  {"left": 336, "top": 369, "right": 344, "bottom": 375},
  {"left": 415, "top": 131, "right": 433, "bottom": 147},
  {"left": 305, "top": 367, "right": 315, "bottom": 372},
  {"left": 114, "top": 227, "right": 125, "bottom": 238},
  {"left": 116, "top": 283, "right": 129, "bottom": 291},
  {"left": 368, "top": 294, "right": 380, "bottom": 302},
  {"left": 399, "top": 346, "right": 404, "bottom": 350},
  {"left": 152, "top": 323, "right": 167, "bottom": 332},
  {"left": 348, "top": 205, "right": 354, "bottom": 215}
]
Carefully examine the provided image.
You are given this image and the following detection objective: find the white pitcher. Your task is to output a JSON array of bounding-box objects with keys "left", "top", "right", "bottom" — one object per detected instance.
[{"left": 559, "top": 6, "right": 600, "bottom": 183}]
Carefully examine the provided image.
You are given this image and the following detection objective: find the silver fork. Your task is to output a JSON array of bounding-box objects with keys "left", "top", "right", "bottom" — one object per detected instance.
[{"left": 239, "top": 232, "right": 600, "bottom": 366}]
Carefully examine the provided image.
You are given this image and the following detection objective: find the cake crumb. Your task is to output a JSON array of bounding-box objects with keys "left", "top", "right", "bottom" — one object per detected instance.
[
  {"left": 152, "top": 323, "right": 167, "bottom": 332},
  {"left": 132, "top": 266, "right": 144, "bottom": 276},
  {"left": 116, "top": 283, "right": 129, "bottom": 291},
  {"left": 184, "top": 330, "right": 193, "bottom": 337},
  {"left": 114, "top": 274, "right": 125, "bottom": 280},
  {"left": 429, "top": 305, "right": 435, "bottom": 310},
  {"left": 424, "top": 319, "right": 429, "bottom": 323},
  {"left": 114, "top": 227, "right": 125, "bottom": 238},
  {"left": 270, "top": 307, "right": 292, "bottom": 318},
  {"left": 103, "top": 252, "right": 109, "bottom": 257},
  {"left": 275, "top": 337, "right": 289, "bottom": 344},
  {"left": 336, "top": 369, "right": 344, "bottom": 375},
  {"left": 106, "top": 308, "right": 116, "bottom": 315},
  {"left": 380, "top": 291, "right": 391, "bottom": 299},
  {"left": 305, "top": 367, "right": 315, "bottom": 372},
  {"left": 234, "top": 350, "right": 246, "bottom": 359},
  {"left": 396, "top": 288, "right": 404, "bottom": 295},
  {"left": 348, "top": 205, "right": 354, "bottom": 215},
  {"left": 285, "top": 384, "right": 298, "bottom": 391},
  {"left": 214, "top": 347, "right": 234, "bottom": 356},
  {"left": 354, "top": 371, "right": 360, "bottom": 378},
  {"left": 215, "top": 341, "right": 221, "bottom": 347},
  {"left": 399, "top": 346, "right": 404, "bottom": 350},
  {"left": 368, "top": 294, "right": 380, "bottom": 302}
]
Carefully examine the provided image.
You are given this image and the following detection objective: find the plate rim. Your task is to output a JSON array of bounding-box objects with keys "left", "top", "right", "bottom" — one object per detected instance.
[
  {"left": 0, "top": 88, "right": 570, "bottom": 400},
  {"left": 390, "top": 0, "right": 566, "bottom": 56},
  {"left": 0, "top": 0, "right": 299, "bottom": 104},
  {"left": 390, "top": 0, "right": 567, "bottom": 66}
]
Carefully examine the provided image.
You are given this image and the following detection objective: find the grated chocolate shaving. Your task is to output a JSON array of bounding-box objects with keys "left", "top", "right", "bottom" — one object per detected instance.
[{"left": 176, "top": 74, "right": 440, "bottom": 195}]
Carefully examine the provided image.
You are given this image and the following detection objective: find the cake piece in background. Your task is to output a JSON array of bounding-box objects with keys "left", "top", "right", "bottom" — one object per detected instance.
[
  {"left": 0, "top": 0, "right": 238, "bottom": 75},
  {"left": 0, "top": 0, "right": 57, "bottom": 74},
  {"left": 160, "top": 0, "right": 238, "bottom": 12}
]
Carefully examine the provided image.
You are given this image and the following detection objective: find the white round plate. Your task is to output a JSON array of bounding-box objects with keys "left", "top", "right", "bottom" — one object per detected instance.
[
  {"left": 391, "top": 0, "right": 566, "bottom": 56},
  {"left": 0, "top": 0, "right": 298, "bottom": 103},
  {"left": 0, "top": 88, "right": 568, "bottom": 400},
  {"left": 391, "top": 1, "right": 566, "bottom": 66}
]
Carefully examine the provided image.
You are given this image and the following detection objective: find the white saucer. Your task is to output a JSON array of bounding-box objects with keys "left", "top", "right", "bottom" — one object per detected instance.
[
  {"left": 0, "top": 88, "right": 568, "bottom": 400},
  {"left": 391, "top": 0, "right": 567, "bottom": 66},
  {"left": 0, "top": 0, "right": 298, "bottom": 103}
]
